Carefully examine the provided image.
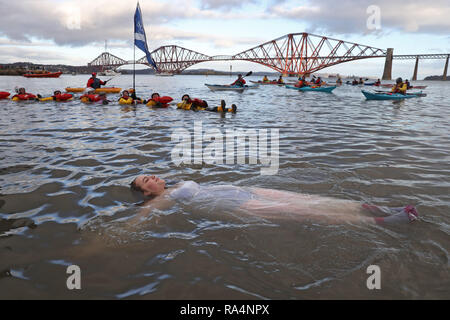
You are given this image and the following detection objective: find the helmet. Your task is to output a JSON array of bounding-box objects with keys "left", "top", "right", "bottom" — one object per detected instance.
[
  {"left": 92, "top": 72, "right": 97, "bottom": 76},
  {"left": 396, "top": 77, "right": 403, "bottom": 84}
]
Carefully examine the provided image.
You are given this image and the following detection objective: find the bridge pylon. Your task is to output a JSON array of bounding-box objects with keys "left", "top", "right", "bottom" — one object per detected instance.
[{"left": 382, "top": 48, "right": 394, "bottom": 81}]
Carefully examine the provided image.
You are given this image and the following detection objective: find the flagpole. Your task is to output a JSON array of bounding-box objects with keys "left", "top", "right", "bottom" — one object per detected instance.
[{"left": 133, "top": 39, "right": 136, "bottom": 97}]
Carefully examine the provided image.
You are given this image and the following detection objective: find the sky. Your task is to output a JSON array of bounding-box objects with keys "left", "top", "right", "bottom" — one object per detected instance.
[{"left": 1, "top": 0, "right": 450, "bottom": 78}]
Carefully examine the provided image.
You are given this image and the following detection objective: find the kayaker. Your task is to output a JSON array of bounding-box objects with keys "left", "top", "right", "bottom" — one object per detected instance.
[
  {"left": 352, "top": 79, "right": 359, "bottom": 86},
  {"left": 375, "top": 79, "right": 381, "bottom": 86},
  {"left": 87, "top": 72, "right": 108, "bottom": 89},
  {"left": 262, "top": 75, "right": 269, "bottom": 83},
  {"left": 314, "top": 77, "right": 323, "bottom": 86},
  {"left": 336, "top": 77, "right": 343, "bottom": 85},
  {"left": 231, "top": 74, "right": 246, "bottom": 87},
  {"left": 358, "top": 78, "right": 364, "bottom": 85},
  {"left": 391, "top": 77, "right": 408, "bottom": 94},
  {"left": 277, "top": 75, "right": 284, "bottom": 84},
  {"left": 294, "top": 76, "right": 308, "bottom": 88},
  {"left": 405, "top": 79, "right": 413, "bottom": 89},
  {"left": 129, "top": 175, "right": 419, "bottom": 226}
]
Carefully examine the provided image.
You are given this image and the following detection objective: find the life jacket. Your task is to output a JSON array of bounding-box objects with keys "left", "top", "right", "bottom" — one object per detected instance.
[
  {"left": 392, "top": 83, "right": 407, "bottom": 94},
  {"left": 147, "top": 96, "right": 173, "bottom": 108},
  {"left": 192, "top": 98, "right": 208, "bottom": 108},
  {"left": 295, "top": 80, "right": 305, "bottom": 88},
  {"left": 0, "top": 92, "right": 10, "bottom": 99},
  {"left": 52, "top": 93, "right": 73, "bottom": 101},
  {"left": 87, "top": 77, "right": 103, "bottom": 89},
  {"left": 12, "top": 93, "right": 37, "bottom": 100},
  {"left": 232, "top": 78, "right": 246, "bottom": 87},
  {"left": 80, "top": 93, "right": 102, "bottom": 102}
]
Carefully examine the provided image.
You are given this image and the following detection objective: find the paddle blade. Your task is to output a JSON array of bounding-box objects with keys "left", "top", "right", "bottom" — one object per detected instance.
[{"left": 245, "top": 71, "right": 253, "bottom": 77}]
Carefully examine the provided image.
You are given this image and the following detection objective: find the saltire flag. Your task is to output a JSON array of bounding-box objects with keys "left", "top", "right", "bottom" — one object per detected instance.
[{"left": 134, "top": 2, "right": 157, "bottom": 70}]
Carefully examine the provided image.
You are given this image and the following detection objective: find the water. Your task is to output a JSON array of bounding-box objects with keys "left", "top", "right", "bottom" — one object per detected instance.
[{"left": 0, "top": 74, "right": 449, "bottom": 299}]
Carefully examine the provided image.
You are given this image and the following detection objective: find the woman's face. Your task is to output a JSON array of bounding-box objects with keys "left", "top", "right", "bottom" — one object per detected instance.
[{"left": 135, "top": 175, "right": 166, "bottom": 197}]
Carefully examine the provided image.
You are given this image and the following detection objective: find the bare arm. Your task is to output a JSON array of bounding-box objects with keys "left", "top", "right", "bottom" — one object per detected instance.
[{"left": 128, "top": 195, "right": 175, "bottom": 226}]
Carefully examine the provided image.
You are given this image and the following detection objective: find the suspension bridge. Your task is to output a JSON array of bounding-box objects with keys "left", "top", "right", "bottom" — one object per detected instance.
[{"left": 88, "top": 32, "right": 450, "bottom": 80}]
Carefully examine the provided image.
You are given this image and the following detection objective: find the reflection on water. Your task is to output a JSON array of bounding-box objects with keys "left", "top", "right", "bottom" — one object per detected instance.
[{"left": 0, "top": 75, "right": 449, "bottom": 299}]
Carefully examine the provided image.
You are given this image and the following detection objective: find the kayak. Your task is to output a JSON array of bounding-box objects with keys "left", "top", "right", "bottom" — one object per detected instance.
[
  {"left": 205, "top": 84, "right": 258, "bottom": 91},
  {"left": 285, "top": 85, "right": 337, "bottom": 93},
  {"left": 250, "top": 80, "right": 283, "bottom": 86},
  {"left": 0, "top": 92, "right": 10, "bottom": 99},
  {"left": 65, "top": 87, "right": 122, "bottom": 94},
  {"left": 23, "top": 71, "right": 62, "bottom": 78},
  {"left": 374, "top": 90, "right": 427, "bottom": 97},
  {"left": 362, "top": 90, "right": 423, "bottom": 100}
]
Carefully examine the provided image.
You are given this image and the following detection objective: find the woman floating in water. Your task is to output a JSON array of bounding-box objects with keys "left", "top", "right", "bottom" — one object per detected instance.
[{"left": 130, "top": 175, "right": 419, "bottom": 225}]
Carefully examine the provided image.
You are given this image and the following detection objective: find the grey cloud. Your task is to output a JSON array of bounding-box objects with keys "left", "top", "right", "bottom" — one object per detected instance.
[
  {"left": 0, "top": 0, "right": 251, "bottom": 47},
  {"left": 267, "top": 0, "right": 450, "bottom": 35},
  {"left": 200, "top": 0, "right": 257, "bottom": 10}
]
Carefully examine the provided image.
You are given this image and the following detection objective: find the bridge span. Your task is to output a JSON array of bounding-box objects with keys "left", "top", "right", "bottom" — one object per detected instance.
[{"left": 88, "top": 33, "right": 450, "bottom": 80}]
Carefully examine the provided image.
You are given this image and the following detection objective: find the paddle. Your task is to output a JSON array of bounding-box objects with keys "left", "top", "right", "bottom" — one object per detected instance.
[
  {"left": 104, "top": 75, "right": 119, "bottom": 84},
  {"left": 243, "top": 71, "right": 252, "bottom": 78}
]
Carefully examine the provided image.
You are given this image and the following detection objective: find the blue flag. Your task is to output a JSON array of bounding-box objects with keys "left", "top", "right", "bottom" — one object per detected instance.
[{"left": 134, "top": 3, "right": 157, "bottom": 70}]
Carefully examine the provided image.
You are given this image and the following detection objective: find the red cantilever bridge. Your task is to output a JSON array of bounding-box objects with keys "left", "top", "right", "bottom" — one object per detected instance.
[{"left": 88, "top": 32, "right": 450, "bottom": 80}]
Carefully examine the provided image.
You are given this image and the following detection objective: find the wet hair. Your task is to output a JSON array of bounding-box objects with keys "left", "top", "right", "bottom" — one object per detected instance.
[
  {"left": 53, "top": 90, "right": 61, "bottom": 95},
  {"left": 182, "top": 94, "right": 190, "bottom": 101},
  {"left": 130, "top": 178, "right": 144, "bottom": 193},
  {"left": 151, "top": 93, "right": 160, "bottom": 99}
]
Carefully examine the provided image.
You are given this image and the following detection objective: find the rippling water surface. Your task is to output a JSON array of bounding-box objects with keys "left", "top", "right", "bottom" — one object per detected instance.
[{"left": 0, "top": 75, "right": 449, "bottom": 299}]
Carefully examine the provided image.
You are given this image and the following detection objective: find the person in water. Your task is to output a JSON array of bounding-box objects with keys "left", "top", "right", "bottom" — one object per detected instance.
[
  {"left": 129, "top": 175, "right": 419, "bottom": 226},
  {"left": 392, "top": 77, "right": 408, "bottom": 94},
  {"left": 231, "top": 74, "right": 246, "bottom": 87},
  {"left": 87, "top": 72, "right": 108, "bottom": 89},
  {"left": 178, "top": 94, "right": 209, "bottom": 111},
  {"left": 119, "top": 90, "right": 144, "bottom": 104},
  {"left": 12, "top": 87, "right": 40, "bottom": 100},
  {"left": 205, "top": 100, "right": 237, "bottom": 113}
]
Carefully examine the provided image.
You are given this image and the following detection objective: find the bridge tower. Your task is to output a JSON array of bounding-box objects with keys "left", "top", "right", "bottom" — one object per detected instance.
[{"left": 382, "top": 48, "right": 394, "bottom": 80}]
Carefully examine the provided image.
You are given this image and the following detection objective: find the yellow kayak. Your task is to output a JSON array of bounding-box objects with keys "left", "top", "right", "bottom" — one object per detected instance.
[{"left": 65, "top": 87, "right": 122, "bottom": 94}]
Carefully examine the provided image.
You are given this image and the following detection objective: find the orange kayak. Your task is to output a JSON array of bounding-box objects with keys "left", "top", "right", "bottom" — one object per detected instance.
[{"left": 65, "top": 87, "right": 122, "bottom": 94}]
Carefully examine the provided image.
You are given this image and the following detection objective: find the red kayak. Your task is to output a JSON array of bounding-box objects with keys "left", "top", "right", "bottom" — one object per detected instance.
[{"left": 23, "top": 71, "right": 62, "bottom": 78}]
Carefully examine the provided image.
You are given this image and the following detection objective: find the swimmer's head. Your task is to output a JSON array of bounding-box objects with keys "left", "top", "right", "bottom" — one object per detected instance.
[
  {"left": 151, "top": 93, "right": 160, "bottom": 99},
  {"left": 182, "top": 94, "right": 190, "bottom": 101},
  {"left": 130, "top": 175, "right": 166, "bottom": 197}
]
